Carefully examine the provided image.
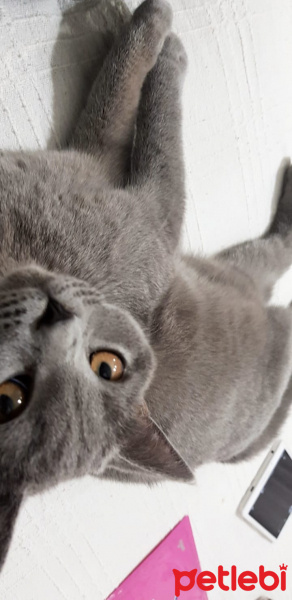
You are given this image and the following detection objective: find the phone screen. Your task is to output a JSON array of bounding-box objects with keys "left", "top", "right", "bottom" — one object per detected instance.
[{"left": 249, "top": 450, "right": 292, "bottom": 538}]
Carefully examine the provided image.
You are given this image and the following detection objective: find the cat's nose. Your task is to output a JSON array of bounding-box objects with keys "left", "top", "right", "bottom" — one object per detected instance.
[{"left": 36, "top": 296, "right": 74, "bottom": 328}]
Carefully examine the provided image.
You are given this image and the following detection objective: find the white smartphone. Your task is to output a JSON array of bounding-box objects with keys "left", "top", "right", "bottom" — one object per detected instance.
[{"left": 238, "top": 441, "right": 292, "bottom": 542}]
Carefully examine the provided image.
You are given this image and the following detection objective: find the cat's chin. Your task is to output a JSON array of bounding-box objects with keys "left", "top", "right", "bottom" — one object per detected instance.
[
  {"left": 0, "top": 262, "right": 57, "bottom": 290},
  {"left": 0, "top": 258, "right": 40, "bottom": 279}
]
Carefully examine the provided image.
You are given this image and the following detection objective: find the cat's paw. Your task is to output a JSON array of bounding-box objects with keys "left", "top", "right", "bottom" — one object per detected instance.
[
  {"left": 133, "top": 0, "right": 173, "bottom": 31},
  {"left": 132, "top": 0, "right": 173, "bottom": 68},
  {"left": 161, "top": 33, "right": 188, "bottom": 72}
]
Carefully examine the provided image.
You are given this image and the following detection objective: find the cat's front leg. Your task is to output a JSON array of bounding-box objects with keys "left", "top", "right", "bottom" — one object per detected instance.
[
  {"left": 69, "top": 0, "right": 172, "bottom": 186},
  {"left": 128, "top": 33, "right": 187, "bottom": 250}
]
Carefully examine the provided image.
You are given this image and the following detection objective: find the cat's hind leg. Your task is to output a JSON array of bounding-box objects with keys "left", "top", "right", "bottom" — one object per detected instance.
[
  {"left": 127, "top": 33, "right": 187, "bottom": 250},
  {"left": 217, "top": 166, "right": 292, "bottom": 302},
  {"left": 68, "top": 0, "right": 172, "bottom": 186}
]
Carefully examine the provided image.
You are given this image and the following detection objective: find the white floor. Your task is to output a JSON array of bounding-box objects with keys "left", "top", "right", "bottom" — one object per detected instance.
[{"left": 0, "top": 0, "right": 292, "bottom": 598}]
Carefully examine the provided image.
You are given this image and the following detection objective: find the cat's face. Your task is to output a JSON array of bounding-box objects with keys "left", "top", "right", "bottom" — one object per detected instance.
[
  {"left": 0, "top": 265, "right": 192, "bottom": 566},
  {"left": 0, "top": 264, "right": 155, "bottom": 489}
]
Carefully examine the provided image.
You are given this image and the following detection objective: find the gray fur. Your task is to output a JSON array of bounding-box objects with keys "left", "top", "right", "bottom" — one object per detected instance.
[{"left": 0, "top": 0, "right": 291, "bottom": 572}]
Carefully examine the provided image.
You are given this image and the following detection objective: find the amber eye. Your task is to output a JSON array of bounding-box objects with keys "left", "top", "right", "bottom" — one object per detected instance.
[
  {"left": 90, "top": 351, "right": 124, "bottom": 381},
  {"left": 0, "top": 378, "right": 29, "bottom": 424}
]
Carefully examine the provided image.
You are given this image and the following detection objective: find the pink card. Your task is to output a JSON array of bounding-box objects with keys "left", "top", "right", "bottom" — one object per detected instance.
[{"left": 106, "top": 516, "right": 208, "bottom": 600}]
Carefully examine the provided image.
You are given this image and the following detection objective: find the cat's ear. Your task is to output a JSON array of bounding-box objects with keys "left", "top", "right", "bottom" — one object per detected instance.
[
  {"left": 0, "top": 491, "right": 23, "bottom": 571},
  {"left": 121, "top": 405, "right": 194, "bottom": 482}
]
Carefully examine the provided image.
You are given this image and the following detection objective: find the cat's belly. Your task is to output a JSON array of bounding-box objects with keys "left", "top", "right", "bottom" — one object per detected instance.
[{"left": 146, "top": 264, "right": 292, "bottom": 468}]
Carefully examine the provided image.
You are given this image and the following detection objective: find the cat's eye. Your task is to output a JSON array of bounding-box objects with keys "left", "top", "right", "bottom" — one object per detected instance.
[
  {"left": 0, "top": 377, "right": 30, "bottom": 424},
  {"left": 90, "top": 351, "right": 124, "bottom": 381}
]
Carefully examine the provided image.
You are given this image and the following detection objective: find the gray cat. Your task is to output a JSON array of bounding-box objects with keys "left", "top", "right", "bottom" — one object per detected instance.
[{"left": 0, "top": 0, "right": 291, "bottom": 575}]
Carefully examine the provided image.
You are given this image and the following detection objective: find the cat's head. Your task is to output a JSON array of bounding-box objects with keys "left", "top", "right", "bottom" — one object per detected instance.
[{"left": 0, "top": 264, "right": 192, "bottom": 569}]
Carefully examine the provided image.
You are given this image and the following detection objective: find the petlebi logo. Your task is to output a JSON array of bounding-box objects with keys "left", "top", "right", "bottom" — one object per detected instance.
[{"left": 173, "top": 564, "right": 288, "bottom": 596}]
